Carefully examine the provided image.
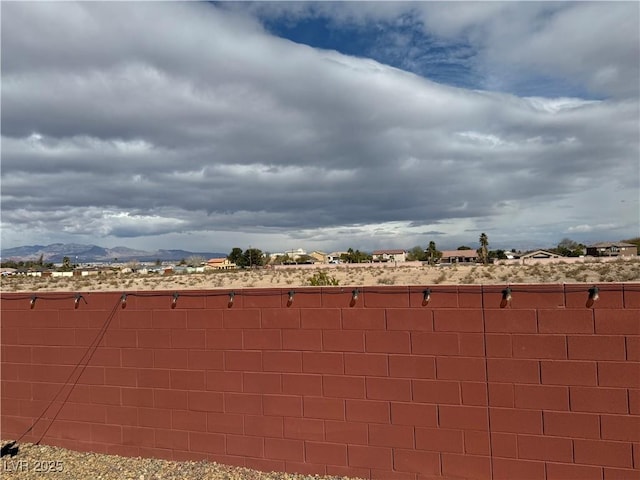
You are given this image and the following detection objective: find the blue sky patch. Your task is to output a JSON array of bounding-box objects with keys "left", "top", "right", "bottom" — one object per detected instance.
[
  {"left": 262, "top": 13, "right": 481, "bottom": 91},
  {"left": 261, "top": 10, "right": 599, "bottom": 99}
]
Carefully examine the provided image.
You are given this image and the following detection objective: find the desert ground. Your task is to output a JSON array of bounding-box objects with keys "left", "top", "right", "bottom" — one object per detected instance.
[{"left": 2, "top": 258, "right": 639, "bottom": 293}]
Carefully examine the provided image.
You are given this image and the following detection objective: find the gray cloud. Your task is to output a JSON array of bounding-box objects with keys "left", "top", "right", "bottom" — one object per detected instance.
[{"left": 1, "top": 2, "right": 638, "bottom": 253}]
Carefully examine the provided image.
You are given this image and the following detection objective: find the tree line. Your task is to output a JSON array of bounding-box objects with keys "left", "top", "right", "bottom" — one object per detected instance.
[
  {"left": 5, "top": 236, "right": 637, "bottom": 271},
  {"left": 0, "top": 254, "right": 55, "bottom": 271},
  {"left": 406, "top": 233, "right": 495, "bottom": 264},
  {"left": 222, "top": 233, "right": 625, "bottom": 268},
  {"left": 224, "top": 233, "right": 497, "bottom": 267}
]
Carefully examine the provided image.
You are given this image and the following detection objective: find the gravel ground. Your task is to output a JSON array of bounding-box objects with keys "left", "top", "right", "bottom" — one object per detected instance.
[{"left": 1, "top": 441, "right": 360, "bottom": 480}]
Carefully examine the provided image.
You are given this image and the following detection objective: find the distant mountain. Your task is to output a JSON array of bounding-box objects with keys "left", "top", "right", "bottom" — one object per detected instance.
[{"left": 0, "top": 243, "right": 226, "bottom": 263}]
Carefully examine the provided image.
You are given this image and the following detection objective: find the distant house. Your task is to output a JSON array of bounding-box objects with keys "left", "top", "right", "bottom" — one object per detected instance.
[
  {"left": 309, "top": 251, "right": 327, "bottom": 263},
  {"left": 79, "top": 268, "right": 101, "bottom": 276},
  {"left": 327, "top": 252, "right": 347, "bottom": 263},
  {"left": 372, "top": 250, "right": 407, "bottom": 262},
  {"left": 50, "top": 271, "right": 72, "bottom": 277},
  {"left": 286, "top": 248, "right": 307, "bottom": 260},
  {"left": 520, "top": 250, "right": 562, "bottom": 260},
  {"left": 439, "top": 250, "right": 479, "bottom": 263},
  {"left": 205, "top": 258, "right": 236, "bottom": 270},
  {"left": 586, "top": 242, "right": 637, "bottom": 257},
  {"left": 186, "top": 266, "right": 206, "bottom": 274}
]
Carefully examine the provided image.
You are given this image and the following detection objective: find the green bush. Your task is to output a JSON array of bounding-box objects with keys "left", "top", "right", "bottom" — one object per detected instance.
[{"left": 307, "top": 271, "right": 340, "bottom": 286}]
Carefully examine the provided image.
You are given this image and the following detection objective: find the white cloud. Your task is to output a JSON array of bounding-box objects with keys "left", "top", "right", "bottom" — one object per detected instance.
[
  {"left": 417, "top": 2, "right": 639, "bottom": 98},
  {"left": 567, "top": 224, "right": 619, "bottom": 234},
  {"left": 1, "top": 2, "right": 638, "bottom": 253}
]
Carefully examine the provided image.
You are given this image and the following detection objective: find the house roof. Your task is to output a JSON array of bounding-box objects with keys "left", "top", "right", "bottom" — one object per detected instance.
[
  {"left": 440, "top": 250, "right": 479, "bottom": 258},
  {"left": 207, "top": 258, "right": 228, "bottom": 263},
  {"left": 588, "top": 242, "right": 636, "bottom": 248},
  {"left": 372, "top": 249, "right": 406, "bottom": 255},
  {"left": 520, "top": 250, "right": 561, "bottom": 259}
]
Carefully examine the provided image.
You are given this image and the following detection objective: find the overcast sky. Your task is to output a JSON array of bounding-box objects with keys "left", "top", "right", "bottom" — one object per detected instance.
[{"left": 2, "top": 1, "right": 638, "bottom": 254}]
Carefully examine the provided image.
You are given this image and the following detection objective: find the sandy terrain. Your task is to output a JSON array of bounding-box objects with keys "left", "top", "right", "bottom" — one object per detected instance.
[{"left": 2, "top": 259, "right": 639, "bottom": 293}]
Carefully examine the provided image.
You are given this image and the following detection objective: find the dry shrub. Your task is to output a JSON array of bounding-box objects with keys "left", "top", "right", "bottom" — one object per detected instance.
[
  {"left": 307, "top": 272, "right": 339, "bottom": 286},
  {"left": 433, "top": 272, "right": 447, "bottom": 284}
]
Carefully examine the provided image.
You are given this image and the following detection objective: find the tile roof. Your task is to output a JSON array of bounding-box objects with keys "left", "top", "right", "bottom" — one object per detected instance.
[
  {"left": 588, "top": 242, "right": 636, "bottom": 248},
  {"left": 440, "top": 250, "right": 479, "bottom": 258}
]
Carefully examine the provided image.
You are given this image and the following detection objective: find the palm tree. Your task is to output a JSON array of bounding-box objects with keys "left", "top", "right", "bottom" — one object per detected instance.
[
  {"left": 479, "top": 233, "right": 489, "bottom": 265},
  {"left": 61, "top": 256, "right": 72, "bottom": 271},
  {"left": 427, "top": 241, "right": 439, "bottom": 265}
]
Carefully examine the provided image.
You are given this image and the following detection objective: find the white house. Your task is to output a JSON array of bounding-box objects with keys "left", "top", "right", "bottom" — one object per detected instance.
[
  {"left": 205, "top": 258, "right": 236, "bottom": 270},
  {"left": 372, "top": 249, "right": 407, "bottom": 262}
]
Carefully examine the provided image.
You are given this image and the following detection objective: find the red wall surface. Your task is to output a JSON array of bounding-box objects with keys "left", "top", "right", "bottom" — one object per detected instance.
[{"left": 1, "top": 285, "right": 639, "bottom": 480}]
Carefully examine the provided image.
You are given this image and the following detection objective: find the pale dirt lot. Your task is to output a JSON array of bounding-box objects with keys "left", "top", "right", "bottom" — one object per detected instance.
[{"left": 2, "top": 259, "right": 639, "bottom": 293}]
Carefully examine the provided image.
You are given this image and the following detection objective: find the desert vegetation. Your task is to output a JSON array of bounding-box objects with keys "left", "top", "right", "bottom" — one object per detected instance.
[{"left": 2, "top": 258, "right": 638, "bottom": 293}]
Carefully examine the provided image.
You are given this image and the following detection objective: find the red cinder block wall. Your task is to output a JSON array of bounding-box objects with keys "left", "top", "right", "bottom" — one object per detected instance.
[{"left": 1, "top": 285, "right": 639, "bottom": 480}]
